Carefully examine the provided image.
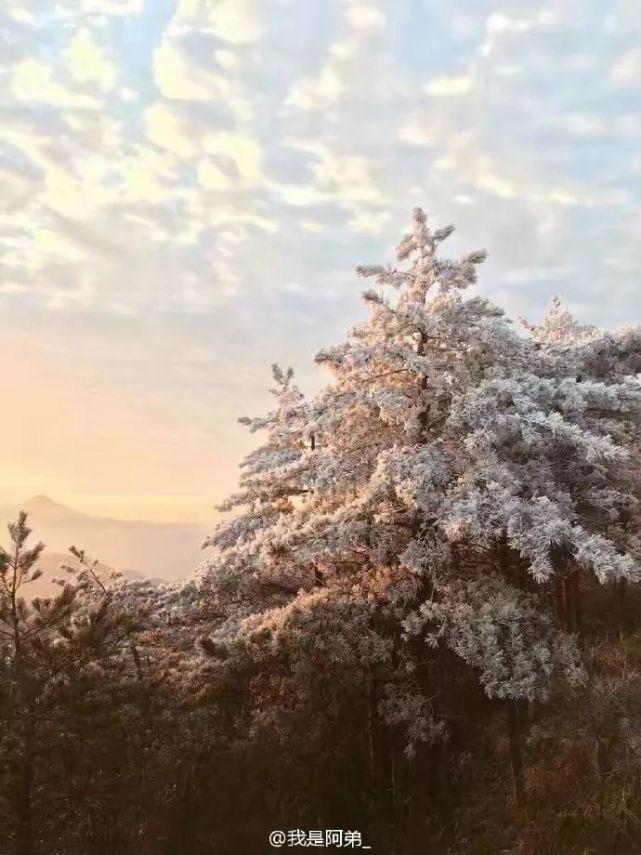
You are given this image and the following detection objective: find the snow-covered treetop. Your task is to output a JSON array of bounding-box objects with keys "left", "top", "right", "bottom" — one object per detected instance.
[{"left": 522, "top": 296, "right": 600, "bottom": 350}]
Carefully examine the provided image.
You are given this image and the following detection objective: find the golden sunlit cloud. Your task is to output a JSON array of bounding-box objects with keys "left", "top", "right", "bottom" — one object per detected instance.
[
  {"left": 175, "top": 0, "right": 261, "bottom": 44},
  {"left": 153, "top": 40, "right": 230, "bottom": 102},
  {"left": 424, "top": 75, "right": 473, "bottom": 96},
  {"left": 64, "top": 27, "right": 117, "bottom": 90},
  {"left": 11, "top": 58, "right": 99, "bottom": 108}
]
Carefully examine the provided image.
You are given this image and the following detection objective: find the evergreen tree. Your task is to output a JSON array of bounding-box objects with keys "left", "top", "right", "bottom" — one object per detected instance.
[
  {"left": 198, "top": 209, "right": 641, "bottom": 811},
  {"left": 0, "top": 513, "right": 73, "bottom": 855},
  {"left": 0, "top": 517, "right": 170, "bottom": 854}
]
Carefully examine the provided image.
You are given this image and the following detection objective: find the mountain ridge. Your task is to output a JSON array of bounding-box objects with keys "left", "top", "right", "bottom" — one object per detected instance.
[{"left": 14, "top": 494, "right": 207, "bottom": 528}]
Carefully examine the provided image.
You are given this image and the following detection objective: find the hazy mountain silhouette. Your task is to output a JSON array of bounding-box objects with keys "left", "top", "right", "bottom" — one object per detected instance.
[
  {"left": 0, "top": 496, "right": 212, "bottom": 581},
  {"left": 23, "top": 494, "right": 87, "bottom": 515}
]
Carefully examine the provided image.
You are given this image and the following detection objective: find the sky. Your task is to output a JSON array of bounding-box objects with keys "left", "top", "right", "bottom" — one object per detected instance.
[{"left": 0, "top": 0, "right": 640, "bottom": 523}]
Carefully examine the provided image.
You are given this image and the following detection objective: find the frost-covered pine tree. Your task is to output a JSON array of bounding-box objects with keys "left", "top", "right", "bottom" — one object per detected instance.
[{"left": 198, "top": 209, "right": 641, "bottom": 777}]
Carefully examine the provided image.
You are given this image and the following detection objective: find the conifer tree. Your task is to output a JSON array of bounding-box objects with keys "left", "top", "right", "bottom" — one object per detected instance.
[
  {"left": 0, "top": 516, "right": 168, "bottom": 854},
  {"left": 199, "top": 209, "right": 641, "bottom": 801},
  {"left": 0, "top": 513, "right": 74, "bottom": 855}
]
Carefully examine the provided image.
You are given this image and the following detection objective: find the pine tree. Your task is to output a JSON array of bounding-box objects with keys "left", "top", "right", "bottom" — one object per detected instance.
[
  {"left": 0, "top": 516, "right": 176, "bottom": 854},
  {"left": 0, "top": 513, "right": 74, "bottom": 854},
  {"left": 198, "top": 208, "right": 641, "bottom": 811}
]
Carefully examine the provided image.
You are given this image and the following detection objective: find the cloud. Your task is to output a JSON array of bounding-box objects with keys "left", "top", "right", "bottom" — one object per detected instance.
[
  {"left": 145, "top": 101, "right": 199, "bottom": 157},
  {"left": 300, "top": 219, "right": 325, "bottom": 234},
  {"left": 274, "top": 140, "right": 384, "bottom": 216},
  {"left": 481, "top": 9, "right": 562, "bottom": 57},
  {"left": 144, "top": 95, "right": 262, "bottom": 187},
  {"left": 153, "top": 38, "right": 231, "bottom": 102},
  {"left": 424, "top": 75, "right": 473, "bottom": 96},
  {"left": 196, "top": 158, "right": 235, "bottom": 192},
  {"left": 55, "top": 0, "right": 145, "bottom": 15},
  {"left": 398, "top": 116, "right": 433, "bottom": 146},
  {"left": 287, "top": 65, "right": 343, "bottom": 111},
  {"left": 171, "top": 0, "right": 261, "bottom": 44},
  {"left": 11, "top": 59, "right": 99, "bottom": 108},
  {"left": 475, "top": 163, "right": 518, "bottom": 199},
  {"left": 64, "top": 27, "right": 117, "bottom": 90},
  {"left": 283, "top": 0, "right": 388, "bottom": 118},
  {"left": 152, "top": 0, "right": 254, "bottom": 124},
  {"left": 203, "top": 132, "right": 262, "bottom": 182},
  {"left": 5, "top": 7, "right": 36, "bottom": 24},
  {"left": 0, "top": 166, "right": 38, "bottom": 213},
  {"left": 120, "top": 145, "right": 179, "bottom": 203},
  {"left": 612, "top": 50, "right": 641, "bottom": 85},
  {"left": 345, "top": 3, "right": 386, "bottom": 30},
  {"left": 4, "top": 0, "right": 640, "bottom": 320}
]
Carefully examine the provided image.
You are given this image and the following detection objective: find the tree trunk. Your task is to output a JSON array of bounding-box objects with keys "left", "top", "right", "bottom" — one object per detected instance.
[
  {"left": 567, "top": 570, "right": 580, "bottom": 633},
  {"left": 615, "top": 577, "right": 630, "bottom": 636},
  {"left": 506, "top": 701, "right": 525, "bottom": 808},
  {"left": 367, "top": 672, "right": 376, "bottom": 790},
  {"left": 15, "top": 751, "right": 34, "bottom": 855},
  {"left": 556, "top": 576, "right": 568, "bottom": 628}
]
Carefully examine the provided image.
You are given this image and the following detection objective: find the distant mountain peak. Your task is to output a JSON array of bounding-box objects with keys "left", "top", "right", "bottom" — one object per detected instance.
[
  {"left": 20, "top": 495, "right": 87, "bottom": 518},
  {"left": 26, "top": 494, "right": 58, "bottom": 506},
  {"left": 0, "top": 497, "right": 208, "bottom": 581}
]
